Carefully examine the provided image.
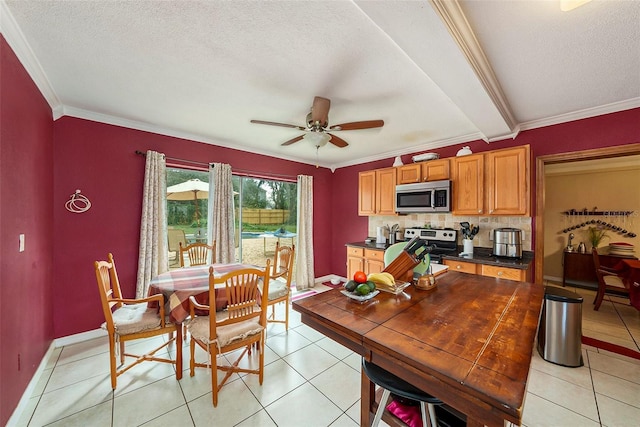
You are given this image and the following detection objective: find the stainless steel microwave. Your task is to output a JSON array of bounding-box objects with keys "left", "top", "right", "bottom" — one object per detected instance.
[{"left": 395, "top": 180, "right": 452, "bottom": 213}]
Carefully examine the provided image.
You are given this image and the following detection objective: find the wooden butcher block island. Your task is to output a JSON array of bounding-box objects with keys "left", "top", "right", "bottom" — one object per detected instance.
[{"left": 293, "top": 271, "right": 544, "bottom": 427}]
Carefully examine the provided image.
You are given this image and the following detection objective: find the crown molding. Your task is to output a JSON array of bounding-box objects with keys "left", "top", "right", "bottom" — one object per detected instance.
[
  {"left": 429, "top": 0, "right": 517, "bottom": 132},
  {"left": 519, "top": 98, "right": 640, "bottom": 131},
  {"left": 60, "top": 106, "right": 332, "bottom": 168},
  {"left": 328, "top": 131, "right": 485, "bottom": 170},
  {"left": 0, "top": 1, "right": 61, "bottom": 113}
]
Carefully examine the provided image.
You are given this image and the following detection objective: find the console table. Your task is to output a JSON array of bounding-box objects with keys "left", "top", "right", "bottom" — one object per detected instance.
[{"left": 562, "top": 250, "right": 635, "bottom": 288}]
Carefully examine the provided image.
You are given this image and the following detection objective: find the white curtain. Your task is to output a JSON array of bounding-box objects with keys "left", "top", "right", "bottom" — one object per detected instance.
[
  {"left": 208, "top": 163, "right": 235, "bottom": 263},
  {"left": 296, "top": 175, "right": 315, "bottom": 290},
  {"left": 136, "top": 151, "right": 168, "bottom": 298}
]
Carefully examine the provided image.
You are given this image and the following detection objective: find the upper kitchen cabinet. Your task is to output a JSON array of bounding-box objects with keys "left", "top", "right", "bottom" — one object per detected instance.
[
  {"left": 358, "top": 167, "right": 397, "bottom": 216},
  {"left": 452, "top": 153, "right": 484, "bottom": 215},
  {"left": 397, "top": 159, "right": 450, "bottom": 184},
  {"left": 486, "top": 146, "right": 530, "bottom": 215},
  {"left": 452, "top": 145, "right": 530, "bottom": 216}
]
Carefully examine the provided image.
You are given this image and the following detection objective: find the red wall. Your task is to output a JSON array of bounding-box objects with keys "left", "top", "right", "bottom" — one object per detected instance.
[
  {"left": 0, "top": 36, "right": 54, "bottom": 425},
  {"left": 2, "top": 27, "right": 639, "bottom": 423},
  {"left": 52, "top": 117, "right": 333, "bottom": 337}
]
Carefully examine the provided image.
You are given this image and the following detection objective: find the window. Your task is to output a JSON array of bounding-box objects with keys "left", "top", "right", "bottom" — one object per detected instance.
[
  {"left": 233, "top": 176, "right": 297, "bottom": 268},
  {"left": 166, "top": 167, "right": 296, "bottom": 269}
]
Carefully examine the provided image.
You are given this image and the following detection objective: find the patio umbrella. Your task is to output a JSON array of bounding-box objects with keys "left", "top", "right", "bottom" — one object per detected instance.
[{"left": 167, "top": 179, "right": 209, "bottom": 220}]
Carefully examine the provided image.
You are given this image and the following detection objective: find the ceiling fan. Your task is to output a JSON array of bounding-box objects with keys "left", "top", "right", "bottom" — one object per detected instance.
[{"left": 250, "top": 96, "right": 384, "bottom": 148}]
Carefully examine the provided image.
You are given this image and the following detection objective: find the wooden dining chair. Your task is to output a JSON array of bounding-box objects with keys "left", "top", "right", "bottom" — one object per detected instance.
[
  {"left": 179, "top": 241, "right": 216, "bottom": 267},
  {"left": 264, "top": 242, "right": 295, "bottom": 330},
  {"left": 187, "top": 260, "right": 270, "bottom": 407},
  {"left": 94, "top": 253, "right": 181, "bottom": 389},
  {"left": 592, "top": 248, "right": 629, "bottom": 310}
]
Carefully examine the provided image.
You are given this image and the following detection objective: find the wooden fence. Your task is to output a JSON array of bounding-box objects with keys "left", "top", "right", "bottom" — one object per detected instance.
[{"left": 240, "top": 209, "right": 291, "bottom": 225}]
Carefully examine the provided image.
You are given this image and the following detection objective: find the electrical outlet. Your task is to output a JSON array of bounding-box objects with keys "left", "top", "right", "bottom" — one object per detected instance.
[{"left": 19, "top": 234, "right": 25, "bottom": 252}]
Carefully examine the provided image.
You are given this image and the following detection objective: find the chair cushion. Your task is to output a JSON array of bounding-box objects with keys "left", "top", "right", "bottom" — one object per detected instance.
[
  {"left": 604, "top": 275, "right": 626, "bottom": 289},
  {"left": 187, "top": 311, "right": 264, "bottom": 348},
  {"left": 266, "top": 278, "right": 289, "bottom": 300},
  {"left": 102, "top": 303, "right": 162, "bottom": 335}
]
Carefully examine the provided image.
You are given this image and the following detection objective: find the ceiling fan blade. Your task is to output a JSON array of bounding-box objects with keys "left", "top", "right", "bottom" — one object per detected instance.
[
  {"left": 281, "top": 135, "right": 305, "bottom": 146},
  {"left": 329, "top": 120, "right": 384, "bottom": 131},
  {"left": 310, "top": 96, "right": 330, "bottom": 126},
  {"left": 251, "top": 120, "right": 305, "bottom": 131},
  {"left": 327, "top": 133, "right": 349, "bottom": 148}
]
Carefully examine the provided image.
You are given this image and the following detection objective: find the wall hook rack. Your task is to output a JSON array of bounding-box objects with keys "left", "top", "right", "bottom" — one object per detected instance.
[
  {"left": 562, "top": 208, "right": 633, "bottom": 216},
  {"left": 560, "top": 208, "right": 636, "bottom": 237}
]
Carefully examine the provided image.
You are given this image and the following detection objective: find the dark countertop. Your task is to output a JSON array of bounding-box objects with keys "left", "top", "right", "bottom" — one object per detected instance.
[
  {"left": 346, "top": 241, "right": 392, "bottom": 250},
  {"left": 442, "top": 246, "right": 534, "bottom": 270},
  {"left": 346, "top": 241, "right": 534, "bottom": 271}
]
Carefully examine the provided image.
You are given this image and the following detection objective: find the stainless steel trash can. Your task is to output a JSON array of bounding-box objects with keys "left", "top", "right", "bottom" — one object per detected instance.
[{"left": 537, "top": 286, "right": 584, "bottom": 367}]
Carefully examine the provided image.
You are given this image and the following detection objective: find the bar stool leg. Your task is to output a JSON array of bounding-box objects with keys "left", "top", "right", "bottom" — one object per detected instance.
[
  {"left": 428, "top": 403, "right": 438, "bottom": 427},
  {"left": 420, "top": 402, "right": 429, "bottom": 427},
  {"left": 371, "top": 389, "right": 391, "bottom": 427}
]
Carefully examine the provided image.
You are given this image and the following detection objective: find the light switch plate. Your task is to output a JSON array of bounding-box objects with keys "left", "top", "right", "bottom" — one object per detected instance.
[{"left": 19, "top": 234, "right": 25, "bottom": 252}]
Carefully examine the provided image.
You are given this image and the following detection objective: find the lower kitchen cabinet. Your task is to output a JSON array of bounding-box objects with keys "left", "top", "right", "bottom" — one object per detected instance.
[
  {"left": 346, "top": 246, "right": 385, "bottom": 278},
  {"left": 443, "top": 259, "right": 531, "bottom": 282},
  {"left": 443, "top": 260, "right": 477, "bottom": 275}
]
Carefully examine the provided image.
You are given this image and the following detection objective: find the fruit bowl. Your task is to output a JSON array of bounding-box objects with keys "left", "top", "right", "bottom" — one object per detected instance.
[
  {"left": 340, "top": 290, "right": 380, "bottom": 302},
  {"left": 377, "top": 280, "right": 411, "bottom": 295}
]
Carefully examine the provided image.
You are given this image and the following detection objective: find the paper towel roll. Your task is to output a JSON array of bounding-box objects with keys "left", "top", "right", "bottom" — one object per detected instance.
[{"left": 376, "top": 226, "right": 386, "bottom": 244}]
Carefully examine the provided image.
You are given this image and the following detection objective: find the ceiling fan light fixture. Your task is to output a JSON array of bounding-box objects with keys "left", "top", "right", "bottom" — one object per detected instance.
[{"left": 303, "top": 131, "right": 331, "bottom": 148}]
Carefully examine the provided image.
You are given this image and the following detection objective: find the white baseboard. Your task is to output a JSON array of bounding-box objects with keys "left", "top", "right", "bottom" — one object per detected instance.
[
  {"left": 7, "top": 342, "right": 56, "bottom": 426},
  {"left": 8, "top": 328, "right": 106, "bottom": 425},
  {"left": 543, "top": 275, "right": 563, "bottom": 284},
  {"left": 54, "top": 328, "right": 107, "bottom": 347}
]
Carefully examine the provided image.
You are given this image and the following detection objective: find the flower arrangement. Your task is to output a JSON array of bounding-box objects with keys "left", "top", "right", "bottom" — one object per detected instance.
[{"left": 587, "top": 226, "right": 608, "bottom": 249}]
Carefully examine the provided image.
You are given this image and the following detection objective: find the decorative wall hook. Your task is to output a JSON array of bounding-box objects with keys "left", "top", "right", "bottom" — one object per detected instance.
[{"left": 65, "top": 189, "right": 91, "bottom": 213}]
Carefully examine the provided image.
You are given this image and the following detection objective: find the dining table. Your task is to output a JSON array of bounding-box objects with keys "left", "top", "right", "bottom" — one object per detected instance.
[
  {"left": 148, "top": 263, "right": 263, "bottom": 323},
  {"left": 147, "top": 263, "right": 264, "bottom": 380},
  {"left": 614, "top": 258, "right": 640, "bottom": 310},
  {"left": 292, "top": 271, "right": 544, "bottom": 427}
]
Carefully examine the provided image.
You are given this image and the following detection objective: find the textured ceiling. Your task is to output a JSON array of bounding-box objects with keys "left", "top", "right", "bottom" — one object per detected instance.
[{"left": 2, "top": 0, "right": 639, "bottom": 169}]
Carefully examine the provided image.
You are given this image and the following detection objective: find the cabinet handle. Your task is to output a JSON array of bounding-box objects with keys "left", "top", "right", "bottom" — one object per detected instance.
[
  {"left": 456, "top": 265, "right": 462, "bottom": 269},
  {"left": 478, "top": 209, "right": 482, "bottom": 213},
  {"left": 490, "top": 209, "right": 494, "bottom": 213},
  {"left": 498, "top": 271, "right": 503, "bottom": 276}
]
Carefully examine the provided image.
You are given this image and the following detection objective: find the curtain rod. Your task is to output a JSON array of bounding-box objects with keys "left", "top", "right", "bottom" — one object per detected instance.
[{"left": 135, "top": 150, "right": 297, "bottom": 180}]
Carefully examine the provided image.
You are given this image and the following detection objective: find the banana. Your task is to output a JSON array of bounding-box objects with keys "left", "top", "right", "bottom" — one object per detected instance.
[{"left": 367, "top": 272, "right": 396, "bottom": 287}]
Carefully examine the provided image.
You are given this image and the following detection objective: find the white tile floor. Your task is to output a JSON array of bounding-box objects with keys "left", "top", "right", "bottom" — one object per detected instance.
[{"left": 12, "top": 283, "right": 640, "bottom": 427}]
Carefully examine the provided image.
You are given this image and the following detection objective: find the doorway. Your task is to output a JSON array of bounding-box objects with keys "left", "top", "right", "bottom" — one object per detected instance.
[{"left": 534, "top": 142, "right": 640, "bottom": 282}]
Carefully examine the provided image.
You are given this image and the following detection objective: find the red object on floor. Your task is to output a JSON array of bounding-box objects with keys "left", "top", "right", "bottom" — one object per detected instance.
[
  {"left": 322, "top": 281, "right": 344, "bottom": 288},
  {"left": 386, "top": 400, "right": 422, "bottom": 427},
  {"left": 582, "top": 336, "right": 640, "bottom": 360}
]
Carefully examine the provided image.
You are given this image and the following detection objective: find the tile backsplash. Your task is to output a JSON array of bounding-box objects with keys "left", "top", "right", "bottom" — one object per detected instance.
[{"left": 369, "top": 214, "right": 532, "bottom": 251}]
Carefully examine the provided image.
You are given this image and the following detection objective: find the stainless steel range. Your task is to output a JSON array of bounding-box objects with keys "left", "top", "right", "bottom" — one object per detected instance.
[{"left": 403, "top": 228, "right": 458, "bottom": 264}]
